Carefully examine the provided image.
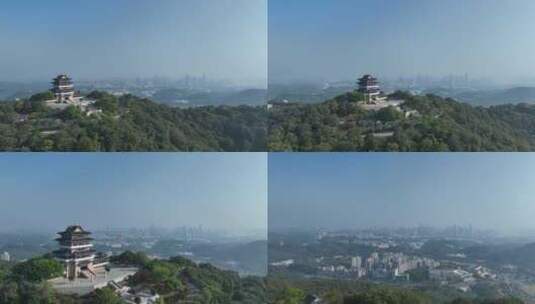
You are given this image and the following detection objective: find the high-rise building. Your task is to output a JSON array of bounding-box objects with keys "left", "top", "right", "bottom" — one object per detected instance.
[
  {"left": 1, "top": 251, "right": 10, "bottom": 262},
  {"left": 351, "top": 256, "right": 361, "bottom": 269}
]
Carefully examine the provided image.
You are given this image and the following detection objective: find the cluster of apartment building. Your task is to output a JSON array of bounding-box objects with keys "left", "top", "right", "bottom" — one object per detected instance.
[
  {"left": 318, "top": 251, "right": 440, "bottom": 280},
  {"left": 429, "top": 265, "right": 497, "bottom": 293}
]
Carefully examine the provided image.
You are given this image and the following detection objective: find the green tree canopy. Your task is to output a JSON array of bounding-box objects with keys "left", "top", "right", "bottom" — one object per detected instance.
[
  {"left": 11, "top": 258, "right": 63, "bottom": 283},
  {"left": 93, "top": 287, "right": 122, "bottom": 304}
]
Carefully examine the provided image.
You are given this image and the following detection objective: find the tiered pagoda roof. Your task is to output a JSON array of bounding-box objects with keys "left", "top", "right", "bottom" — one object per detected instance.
[
  {"left": 52, "top": 74, "right": 73, "bottom": 86},
  {"left": 358, "top": 74, "right": 378, "bottom": 83},
  {"left": 357, "top": 74, "right": 381, "bottom": 94},
  {"left": 54, "top": 225, "right": 95, "bottom": 262},
  {"left": 51, "top": 74, "right": 75, "bottom": 96},
  {"left": 358, "top": 75, "right": 379, "bottom": 86},
  {"left": 56, "top": 225, "right": 93, "bottom": 243}
]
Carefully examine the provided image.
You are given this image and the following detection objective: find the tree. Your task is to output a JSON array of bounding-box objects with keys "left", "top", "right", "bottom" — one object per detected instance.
[
  {"left": 0, "top": 281, "right": 19, "bottom": 304},
  {"left": 18, "top": 282, "right": 57, "bottom": 304},
  {"left": 60, "top": 105, "right": 82, "bottom": 120},
  {"left": 11, "top": 258, "right": 63, "bottom": 283},
  {"left": 94, "top": 96, "right": 119, "bottom": 114},
  {"left": 76, "top": 136, "right": 98, "bottom": 151},
  {"left": 1, "top": 92, "right": 268, "bottom": 152},
  {"left": 110, "top": 251, "right": 149, "bottom": 267},
  {"left": 343, "top": 288, "right": 429, "bottom": 304},
  {"left": 375, "top": 106, "right": 403, "bottom": 122},
  {"left": 29, "top": 92, "right": 54, "bottom": 102},
  {"left": 363, "top": 133, "right": 376, "bottom": 151},
  {"left": 93, "top": 287, "right": 122, "bottom": 304},
  {"left": 273, "top": 286, "right": 304, "bottom": 304},
  {"left": 30, "top": 91, "right": 54, "bottom": 101}
]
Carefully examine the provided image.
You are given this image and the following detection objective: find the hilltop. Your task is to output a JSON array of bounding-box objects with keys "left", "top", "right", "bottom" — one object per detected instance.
[
  {"left": 0, "top": 251, "right": 266, "bottom": 304},
  {"left": 0, "top": 91, "right": 267, "bottom": 151},
  {"left": 268, "top": 91, "right": 535, "bottom": 151}
]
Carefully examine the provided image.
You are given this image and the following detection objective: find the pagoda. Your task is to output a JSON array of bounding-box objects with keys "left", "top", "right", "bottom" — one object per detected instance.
[
  {"left": 357, "top": 74, "right": 381, "bottom": 103},
  {"left": 54, "top": 225, "right": 106, "bottom": 281},
  {"left": 51, "top": 74, "right": 75, "bottom": 103}
]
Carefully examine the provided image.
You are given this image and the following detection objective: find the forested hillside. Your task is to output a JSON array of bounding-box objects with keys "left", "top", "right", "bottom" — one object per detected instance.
[
  {"left": 0, "top": 92, "right": 267, "bottom": 151},
  {"left": 0, "top": 251, "right": 266, "bottom": 304},
  {"left": 268, "top": 91, "right": 535, "bottom": 152},
  {"left": 8, "top": 90, "right": 535, "bottom": 152},
  {"left": 267, "top": 276, "right": 524, "bottom": 304}
]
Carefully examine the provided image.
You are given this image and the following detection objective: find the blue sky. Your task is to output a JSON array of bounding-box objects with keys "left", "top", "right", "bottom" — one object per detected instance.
[
  {"left": 269, "top": 153, "right": 535, "bottom": 235},
  {"left": 0, "top": 0, "right": 267, "bottom": 85},
  {"left": 0, "top": 153, "right": 267, "bottom": 234},
  {"left": 269, "top": 0, "right": 535, "bottom": 83}
]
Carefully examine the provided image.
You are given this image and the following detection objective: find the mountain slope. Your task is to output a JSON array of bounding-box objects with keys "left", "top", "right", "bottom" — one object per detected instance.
[
  {"left": 268, "top": 91, "right": 535, "bottom": 151},
  {"left": 0, "top": 92, "right": 267, "bottom": 151}
]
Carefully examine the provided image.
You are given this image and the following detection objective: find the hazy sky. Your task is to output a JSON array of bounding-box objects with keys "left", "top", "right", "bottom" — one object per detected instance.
[
  {"left": 269, "top": 153, "right": 535, "bottom": 235},
  {"left": 0, "top": 153, "right": 267, "bottom": 234},
  {"left": 269, "top": 0, "right": 535, "bottom": 83},
  {"left": 0, "top": 0, "right": 267, "bottom": 85}
]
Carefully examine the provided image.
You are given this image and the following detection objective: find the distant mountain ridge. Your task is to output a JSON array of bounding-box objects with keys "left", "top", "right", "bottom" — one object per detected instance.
[
  {"left": 428, "top": 86, "right": 535, "bottom": 106},
  {"left": 138, "top": 88, "right": 267, "bottom": 106},
  {"left": 0, "top": 82, "right": 267, "bottom": 106}
]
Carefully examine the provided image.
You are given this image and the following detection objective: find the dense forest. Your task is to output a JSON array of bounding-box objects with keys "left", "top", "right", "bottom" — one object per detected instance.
[
  {"left": 7, "top": 90, "right": 535, "bottom": 152},
  {"left": 266, "top": 276, "right": 524, "bottom": 304},
  {"left": 0, "top": 251, "right": 266, "bottom": 304},
  {"left": 268, "top": 91, "right": 535, "bottom": 151},
  {"left": 0, "top": 91, "right": 267, "bottom": 151}
]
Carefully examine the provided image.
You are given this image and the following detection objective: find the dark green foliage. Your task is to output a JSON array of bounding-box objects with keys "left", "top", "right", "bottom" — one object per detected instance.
[
  {"left": 93, "top": 94, "right": 118, "bottom": 114},
  {"left": 0, "top": 262, "right": 10, "bottom": 285},
  {"left": 18, "top": 92, "right": 55, "bottom": 115},
  {"left": 268, "top": 92, "right": 535, "bottom": 151},
  {"left": 29, "top": 91, "right": 54, "bottom": 102},
  {"left": 11, "top": 257, "right": 63, "bottom": 283},
  {"left": 270, "top": 286, "right": 304, "bottom": 304},
  {"left": 449, "top": 298, "right": 524, "bottom": 304},
  {"left": 375, "top": 106, "right": 403, "bottom": 122},
  {"left": 343, "top": 288, "right": 431, "bottom": 304},
  {"left": 110, "top": 251, "right": 150, "bottom": 267},
  {"left": 131, "top": 260, "right": 184, "bottom": 294},
  {"left": 0, "top": 252, "right": 265, "bottom": 303},
  {"left": 93, "top": 287, "right": 123, "bottom": 304},
  {"left": 15, "top": 100, "right": 47, "bottom": 114},
  {"left": 111, "top": 251, "right": 265, "bottom": 303},
  {"left": 266, "top": 276, "right": 525, "bottom": 304},
  {"left": 184, "top": 262, "right": 242, "bottom": 303},
  {"left": 0, "top": 91, "right": 267, "bottom": 151},
  {"left": 0, "top": 281, "right": 58, "bottom": 304},
  {"left": 333, "top": 91, "right": 365, "bottom": 103},
  {"left": 60, "top": 105, "right": 83, "bottom": 120}
]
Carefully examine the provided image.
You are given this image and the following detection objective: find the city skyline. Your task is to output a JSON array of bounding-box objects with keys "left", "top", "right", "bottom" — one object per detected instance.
[
  {"left": 269, "top": 153, "right": 535, "bottom": 235},
  {"left": 0, "top": 0, "right": 267, "bottom": 86},
  {"left": 0, "top": 153, "right": 267, "bottom": 234},
  {"left": 269, "top": 0, "right": 535, "bottom": 84}
]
